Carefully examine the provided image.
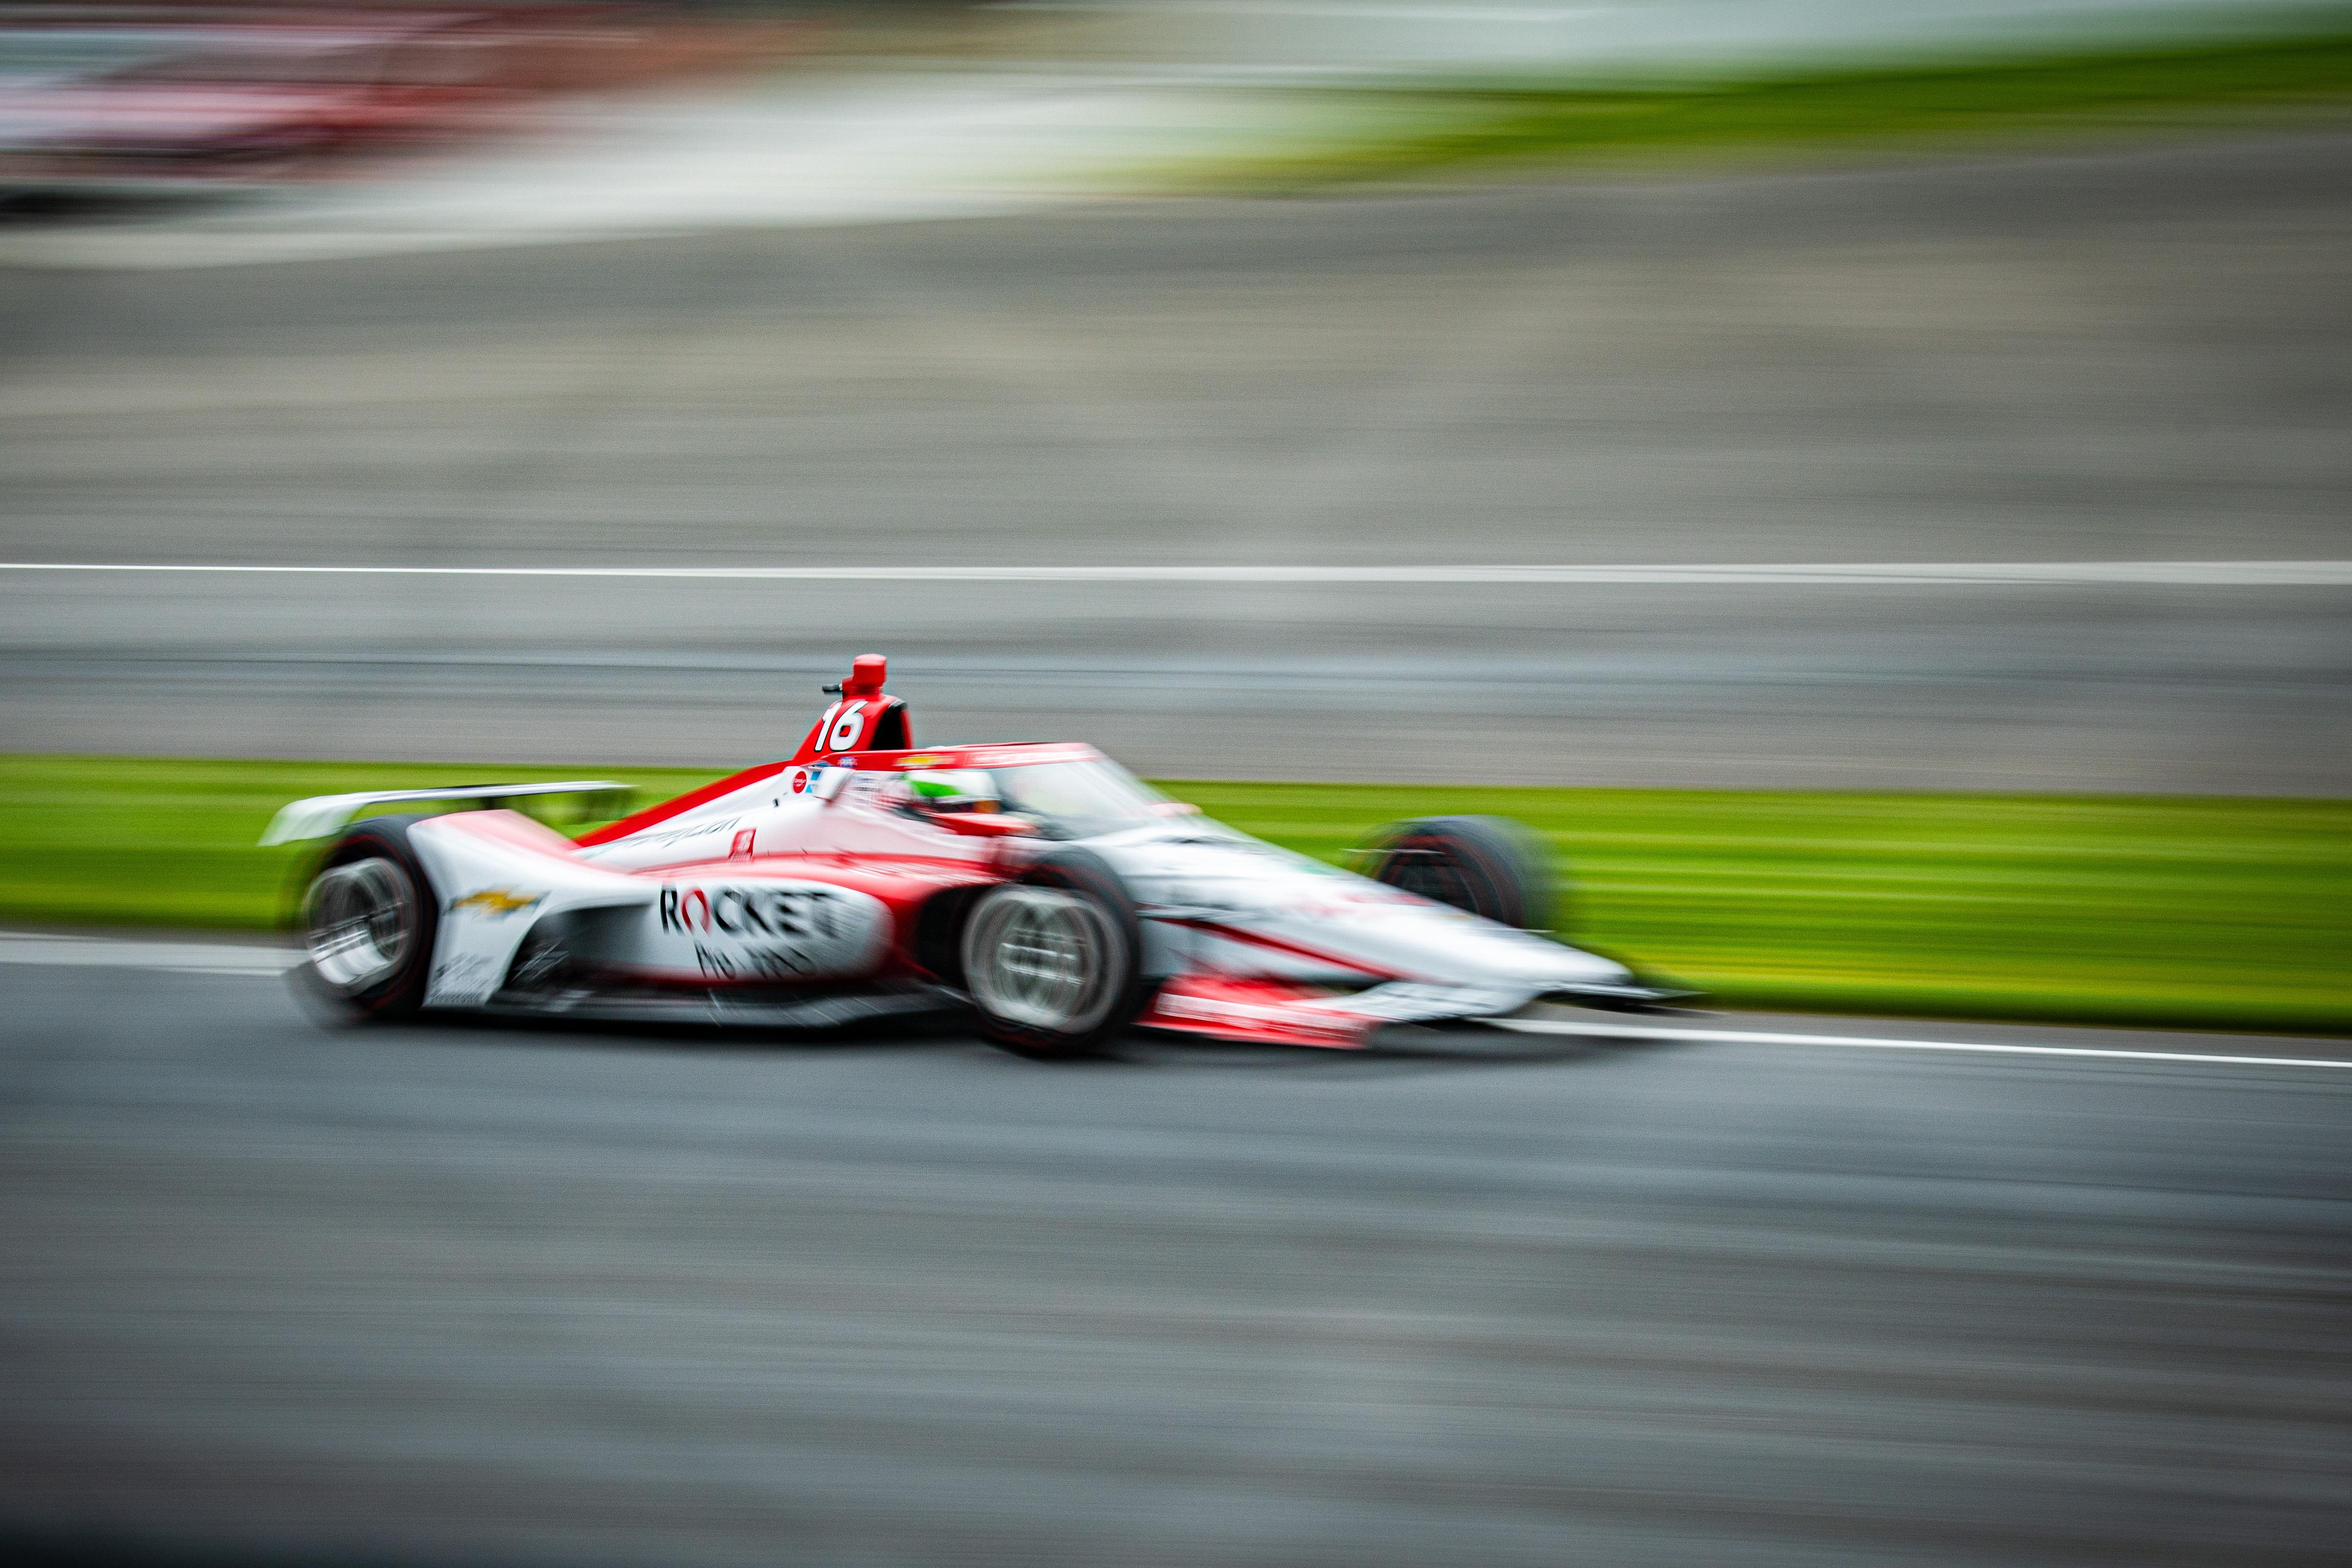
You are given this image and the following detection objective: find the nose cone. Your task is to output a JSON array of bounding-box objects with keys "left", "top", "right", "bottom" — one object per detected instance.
[{"left": 1493, "top": 932, "right": 1635, "bottom": 988}]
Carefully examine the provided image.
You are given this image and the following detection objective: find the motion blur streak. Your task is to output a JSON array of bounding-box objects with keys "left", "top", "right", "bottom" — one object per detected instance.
[
  {"left": 4, "top": 3, "right": 2350, "bottom": 1564},
  {"left": 3, "top": 966, "right": 2348, "bottom": 1566},
  {"left": 0, "top": 1, "right": 797, "bottom": 198},
  {"left": 0, "top": 931, "right": 297, "bottom": 974},
  {"left": 1492, "top": 1016, "right": 2352, "bottom": 1071},
  {"left": 7, "top": 560, "right": 2352, "bottom": 584},
  {"left": 6, "top": 129, "right": 2352, "bottom": 790}
]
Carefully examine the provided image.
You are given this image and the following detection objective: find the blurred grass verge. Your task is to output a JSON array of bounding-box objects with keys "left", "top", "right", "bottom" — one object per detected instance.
[
  {"left": 3, "top": 757, "right": 2344, "bottom": 1035},
  {"left": 1176, "top": 780, "right": 2352, "bottom": 1036},
  {"left": 1193, "top": 29, "right": 2352, "bottom": 189}
]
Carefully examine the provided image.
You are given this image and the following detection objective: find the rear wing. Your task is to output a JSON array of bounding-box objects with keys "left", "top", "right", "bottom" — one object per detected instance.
[{"left": 260, "top": 782, "right": 633, "bottom": 847}]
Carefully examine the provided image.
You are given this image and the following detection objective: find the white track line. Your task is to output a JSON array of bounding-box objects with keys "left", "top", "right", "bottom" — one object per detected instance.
[
  {"left": 1491, "top": 1017, "right": 2352, "bottom": 1071},
  {"left": 0, "top": 934, "right": 297, "bottom": 977},
  {"left": 3, "top": 562, "right": 2350, "bottom": 586},
  {"left": 2, "top": 932, "right": 2341, "bottom": 1070}
]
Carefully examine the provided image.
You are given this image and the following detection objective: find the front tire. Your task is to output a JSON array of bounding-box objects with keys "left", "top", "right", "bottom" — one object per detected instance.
[
  {"left": 962, "top": 849, "right": 1146, "bottom": 1058},
  {"left": 296, "top": 815, "right": 437, "bottom": 1019},
  {"left": 1361, "top": 815, "right": 1558, "bottom": 931}
]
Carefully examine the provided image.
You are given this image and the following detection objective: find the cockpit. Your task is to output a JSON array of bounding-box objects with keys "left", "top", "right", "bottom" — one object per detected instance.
[{"left": 898, "top": 758, "right": 1179, "bottom": 841}]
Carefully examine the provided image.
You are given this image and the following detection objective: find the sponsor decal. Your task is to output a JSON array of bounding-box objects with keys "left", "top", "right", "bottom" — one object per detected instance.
[
  {"left": 449, "top": 887, "right": 545, "bottom": 919},
  {"left": 691, "top": 942, "right": 831, "bottom": 981},
  {"left": 660, "top": 884, "right": 845, "bottom": 940},
  {"left": 658, "top": 880, "right": 881, "bottom": 982},
  {"left": 896, "top": 754, "right": 948, "bottom": 769},
  {"left": 430, "top": 951, "right": 498, "bottom": 1001},
  {"left": 625, "top": 815, "right": 739, "bottom": 849},
  {"left": 789, "top": 768, "right": 810, "bottom": 794}
]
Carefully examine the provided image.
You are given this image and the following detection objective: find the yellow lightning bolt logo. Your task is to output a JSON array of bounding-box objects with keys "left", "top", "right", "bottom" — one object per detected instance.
[{"left": 449, "top": 888, "right": 545, "bottom": 918}]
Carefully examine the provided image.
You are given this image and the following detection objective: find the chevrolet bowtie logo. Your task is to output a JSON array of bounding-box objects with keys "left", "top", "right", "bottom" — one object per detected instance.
[{"left": 450, "top": 888, "right": 545, "bottom": 918}]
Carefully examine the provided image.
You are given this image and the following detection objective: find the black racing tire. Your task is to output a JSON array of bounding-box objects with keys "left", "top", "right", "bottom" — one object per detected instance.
[
  {"left": 961, "top": 848, "right": 1148, "bottom": 1059},
  {"left": 293, "top": 815, "right": 438, "bottom": 1020},
  {"left": 1361, "top": 815, "right": 1558, "bottom": 932}
]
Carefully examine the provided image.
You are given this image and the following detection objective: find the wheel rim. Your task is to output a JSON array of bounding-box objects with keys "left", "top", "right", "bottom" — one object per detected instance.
[
  {"left": 967, "top": 887, "right": 1119, "bottom": 1035},
  {"left": 305, "top": 857, "right": 417, "bottom": 993}
]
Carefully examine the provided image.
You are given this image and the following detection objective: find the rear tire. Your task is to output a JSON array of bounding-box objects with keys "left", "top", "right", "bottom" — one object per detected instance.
[
  {"left": 296, "top": 815, "right": 437, "bottom": 1019},
  {"left": 962, "top": 849, "right": 1147, "bottom": 1058},
  {"left": 1361, "top": 815, "right": 1557, "bottom": 931}
]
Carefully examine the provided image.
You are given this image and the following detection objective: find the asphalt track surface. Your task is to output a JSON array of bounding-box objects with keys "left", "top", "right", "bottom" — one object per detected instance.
[
  {"left": 3, "top": 941, "right": 2350, "bottom": 1567},
  {"left": 4, "top": 131, "right": 2352, "bottom": 789}
]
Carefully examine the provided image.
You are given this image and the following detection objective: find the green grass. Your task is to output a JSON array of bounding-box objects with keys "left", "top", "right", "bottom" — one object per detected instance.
[
  {"left": 2, "top": 756, "right": 2346, "bottom": 1035},
  {"left": 0, "top": 756, "right": 717, "bottom": 931},
  {"left": 1201, "top": 30, "right": 2352, "bottom": 189}
]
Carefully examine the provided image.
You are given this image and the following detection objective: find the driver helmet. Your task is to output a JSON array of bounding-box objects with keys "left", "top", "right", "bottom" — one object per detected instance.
[{"left": 903, "top": 768, "right": 1002, "bottom": 815}]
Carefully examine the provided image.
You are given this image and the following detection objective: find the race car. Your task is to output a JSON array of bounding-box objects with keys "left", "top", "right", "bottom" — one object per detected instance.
[{"left": 268, "top": 654, "right": 1678, "bottom": 1056}]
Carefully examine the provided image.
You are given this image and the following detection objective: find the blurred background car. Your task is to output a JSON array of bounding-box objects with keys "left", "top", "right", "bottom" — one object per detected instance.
[{"left": 0, "top": 1, "right": 799, "bottom": 196}]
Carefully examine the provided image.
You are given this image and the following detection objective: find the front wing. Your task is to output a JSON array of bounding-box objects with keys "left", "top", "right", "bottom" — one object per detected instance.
[{"left": 1138, "top": 975, "right": 1681, "bottom": 1049}]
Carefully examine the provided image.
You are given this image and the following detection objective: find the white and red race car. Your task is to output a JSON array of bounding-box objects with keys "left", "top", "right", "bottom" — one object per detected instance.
[{"left": 269, "top": 655, "right": 1675, "bottom": 1056}]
